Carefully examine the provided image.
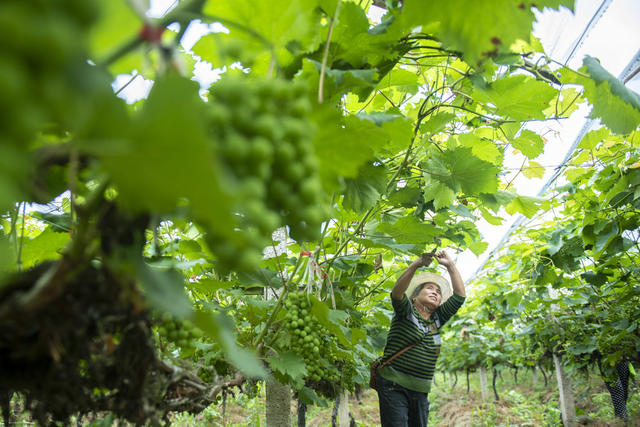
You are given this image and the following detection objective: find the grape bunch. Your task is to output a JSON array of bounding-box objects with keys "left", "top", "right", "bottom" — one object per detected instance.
[
  {"left": 0, "top": 0, "right": 124, "bottom": 209},
  {"left": 205, "top": 77, "right": 328, "bottom": 271},
  {"left": 282, "top": 292, "right": 341, "bottom": 392},
  {"left": 191, "top": 342, "right": 234, "bottom": 384},
  {"left": 0, "top": 0, "right": 98, "bottom": 144},
  {"left": 155, "top": 313, "right": 203, "bottom": 355}
]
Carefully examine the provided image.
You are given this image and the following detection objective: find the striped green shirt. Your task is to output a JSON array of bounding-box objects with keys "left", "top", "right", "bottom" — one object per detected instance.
[{"left": 379, "top": 293, "right": 465, "bottom": 393}]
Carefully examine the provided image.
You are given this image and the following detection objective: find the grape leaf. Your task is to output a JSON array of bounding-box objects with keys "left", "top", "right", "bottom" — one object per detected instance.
[
  {"left": 135, "top": 260, "right": 193, "bottom": 318},
  {"left": 0, "top": 236, "right": 12, "bottom": 282},
  {"left": 0, "top": 145, "right": 29, "bottom": 212},
  {"left": 424, "top": 179, "right": 456, "bottom": 210},
  {"left": 468, "top": 240, "right": 489, "bottom": 256},
  {"left": 193, "top": 311, "right": 267, "bottom": 378},
  {"left": 578, "top": 127, "right": 611, "bottom": 150},
  {"left": 421, "top": 112, "right": 456, "bottom": 134},
  {"left": 349, "top": 327, "right": 367, "bottom": 345},
  {"left": 523, "top": 161, "right": 545, "bottom": 179},
  {"left": 297, "top": 386, "right": 326, "bottom": 406},
  {"left": 388, "top": 187, "right": 422, "bottom": 207},
  {"left": 100, "top": 75, "right": 233, "bottom": 233},
  {"left": 457, "top": 133, "right": 503, "bottom": 165},
  {"left": 204, "top": 0, "right": 322, "bottom": 52},
  {"left": 31, "top": 212, "right": 71, "bottom": 232},
  {"left": 312, "top": 107, "right": 395, "bottom": 187},
  {"left": 580, "top": 271, "right": 608, "bottom": 287},
  {"left": 480, "top": 208, "right": 503, "bottom": 225},
  {"left": 328, "top": 1, "right": 406, "bottom": 73},
  {"left": 547, "top": 230, "right": 564, "bottom": 256},
  {"left": 329, "top": 1, "right": 375, "bottom": 68},
  {"left": 505, "top": 195, "right": 543, "bottom": 218},
  {"left": 424, "top": 147, "right": 499, "bottom": 195},
  {"left": 595, "top": 221, "right": 619, "bottom": 253},
  {"left": 512, "top": 129, "right": 544, "bottom": 159},
  {"left": 342, "top": 163, "right": 387, "bottom": 213},
  {"left": 267, "top": 351, "right": 307, "bottom": 379},
  {"left": 90, "top": 0, "right": 142, "bottom": 74},
  {"left": 377, "top": 68, "right": 420, "bottom": 93},
  {"left": 473, "top": 75, "right": 558, "bottom": 121},
  {"left": 584, "top": 56, "right": 640, "bottom": 110},
  {"left": 311, "top": 300, "right": 350, "bottom": 346},
  {"left": 478, "top": 190, "right": 517, "bottom": 211},
  {"left": 579, "top": 56, "right": 640, "bottom": 135},
  {"left": 303, "top": 59, "right": 377, "bottom": 102},
  {"left": 399, "top": 1, "right": 555, "bottom": 68},
  {"left": 354, "top": 236, "right": 416, "bottom": 253},
  {"left": 377, "top": 216, "right": 439, "bottom": 244},
  {"left": 20, "top": 228, "right": 70, "bottom": 270}
]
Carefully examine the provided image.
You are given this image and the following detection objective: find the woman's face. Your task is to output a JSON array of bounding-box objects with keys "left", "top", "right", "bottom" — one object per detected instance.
[{"left": 415, "top": 282, "right": 442, "bottom": 309}]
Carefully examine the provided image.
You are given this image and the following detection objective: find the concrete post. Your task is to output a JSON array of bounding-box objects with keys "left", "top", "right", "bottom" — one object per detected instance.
[
  {"left": 337, "top": 388, "right": 350, "bottom": 427},
  {"left": 266, "top": 375, "right": 292, "bottom": 427},
  {"left": 553, "top": 353, "right": 576, "bottom": 426},
  {"left": 479, "top": 366, "right": 489, "bottom": 401}
]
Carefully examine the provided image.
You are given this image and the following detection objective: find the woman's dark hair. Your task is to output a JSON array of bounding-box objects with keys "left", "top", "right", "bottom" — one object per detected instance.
[
  {"left": 410, "top": 283, "right": 427, "bottom": 301},
  {"left": 410, "top": 282, "right": 441, "bottom": 301}
]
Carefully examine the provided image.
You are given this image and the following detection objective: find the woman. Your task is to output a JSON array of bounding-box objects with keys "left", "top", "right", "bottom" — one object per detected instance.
[{"left": 376, "top": 251, "right": 465, "bottom": 426}]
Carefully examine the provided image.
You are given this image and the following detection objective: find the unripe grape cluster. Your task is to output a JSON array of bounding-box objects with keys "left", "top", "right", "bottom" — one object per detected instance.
[
  {"left": 282, "top": 292, "right": 341, "bottom": 390},
  {"left": 155, "top": 314, "right": 203, "bottom": 355},
  {"left": 205, "top": 77, "right": 328, "bottom": 271}
]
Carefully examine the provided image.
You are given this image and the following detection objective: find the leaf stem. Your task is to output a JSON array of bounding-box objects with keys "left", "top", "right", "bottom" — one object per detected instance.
[
  {"left": 114, "top": 72, "right": 141, "bottom": 96},
  {"left": 16, "top": 203, "right": 27, "bottom": 272},
  {"left": 318, "top": 1, "right": 342, "bottom": 103}
]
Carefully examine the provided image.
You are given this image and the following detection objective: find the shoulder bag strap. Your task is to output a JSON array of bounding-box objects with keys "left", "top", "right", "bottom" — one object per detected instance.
[{"left": 378, "top": 334, "right": 425, "bottom": 370}]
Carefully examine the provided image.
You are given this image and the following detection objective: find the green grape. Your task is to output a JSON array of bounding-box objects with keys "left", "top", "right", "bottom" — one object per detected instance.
[
  {"left": 298, "top": 178, "right": 320, "bottom": 203},
  {"left": 289, "top": 97, "right": 312, "bottom": 117},
  {"left": 255, "top": 210, "right": 280, "bottom": 234},
  {"left": 269, "top": 179, "right": 290, "bottom": 203},
  {"left": 207, "top": 103, "right": 231, "bottom": 126},
  {"left": 253, "top": 115, "right": 282, "bottom": 140},
  {"left": 284, "top": 163, "right": 306, "bottom": 182},
  {"left": 274, "top": 142, "right": 296, "bottom": 163},
  {"left": 241, "top": 178, "right": 266, "bottom": 199},
  {"left": 223, "top": 132, "right": 250, "bottom": 161},
  {"left": 282, "top": 117, "right": 307, "bottom": 140},
  {"left": 249, "top": 136, "right": 274, "bottom": 161}
]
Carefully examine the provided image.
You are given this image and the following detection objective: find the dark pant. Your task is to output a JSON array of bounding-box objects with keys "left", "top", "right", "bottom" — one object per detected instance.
[{"left": 376, "top": 374, "right": 430, "bottom": 426}]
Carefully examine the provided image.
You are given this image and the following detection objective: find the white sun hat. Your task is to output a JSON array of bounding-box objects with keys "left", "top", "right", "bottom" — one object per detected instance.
[{"left": 405, "top": 271, "right": 452, "bottom": 303}]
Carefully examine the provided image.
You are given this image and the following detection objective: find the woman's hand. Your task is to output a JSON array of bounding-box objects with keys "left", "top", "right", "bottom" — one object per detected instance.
[
  {"left": 434, "top": 251, "right": 454, "bottom": 268},
  {"left": 391, "top": 253, "right": 434, "bottom": 300},
  {"left": 435, "top": 250, "right": 466, "bottom": 297},
  {"left": 413, "top": 252, "right": 434, "bottom": 268}
]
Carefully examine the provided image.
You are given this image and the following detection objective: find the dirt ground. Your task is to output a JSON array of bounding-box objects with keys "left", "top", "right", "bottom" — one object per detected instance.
[{"left": 210, "top": 384, "right": 637, "bottom": 427}]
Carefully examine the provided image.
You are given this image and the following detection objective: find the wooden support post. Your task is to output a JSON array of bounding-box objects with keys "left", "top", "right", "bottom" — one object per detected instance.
[
  {"left": 553, "top": 353, "right": 576, "bottom": 426},
  {"left": 532, "top": 366, "right": 538, "bottom": 388},
  {"left": 479, "top": 366, "right": 489, "bottom": 401}
]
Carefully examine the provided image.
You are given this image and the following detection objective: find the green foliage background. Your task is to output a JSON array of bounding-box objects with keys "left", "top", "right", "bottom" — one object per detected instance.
[{"left": 2, "top": 0, "right": 640, "bottom": 420}]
